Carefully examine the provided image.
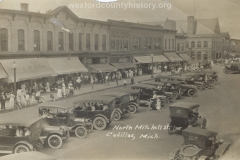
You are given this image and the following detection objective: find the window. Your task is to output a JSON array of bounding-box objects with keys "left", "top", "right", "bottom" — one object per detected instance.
[
  {"left": 0, "top": 28, "right": 8, "bottom": 51},
  {"left": 34, "top": 30, "right": 40, "bottom": 51},
  {"left": 204, "top": 41, "right": 208, "bottom": 47},
  {"left": 197, "top": 52, "right": 201, "bottom": 60},
  {"left": 157, "top": 38, "right": 161, "bottom": 49},
  {"left": 186, "top": 41, "right": 189, "bottom": 48},
  {"left": 197, "top": 41, "right": 201, "bottom": 48},
  {"left": 144, "top": 38, "right": 148, "bottom": 49},
  {"left": 86, "top": 33, "right": 90, "bottom": 51},
  {"left": 177, "top": 43, "right": 180, "bottom": 51},
  {"left": 46, "top": 31, "right": 53, "bottom": 51},
  {"left": 94, "top": 34, "right": 99, "bottom": 51},
  {"left": 116, "top": 37, "right": 119, "bottom": 50},
  {"left": 18, "top": 29, "right": 25, "bottom": 51},
  {"left": 191, "top": 41, "right": 195, "bottom": 48},
  {"left": 212, "top": 41, "right": 214, "bottom": 48},
  {"left": 181, "top": 43, "right": 184, "bottom": 51},
  {"left": 124, "top": 37, "right": 129, "bottom": 50},
  {"left": 165, "top": 39, "right": 167, "bottom": 49},
  {"left": 204, "top": 53, "right": 208, "bottom": 60},
  {"left": 172, "top": 39, "right": 175, "bottom": 49},
  {"left": 154, "top": 38, "right": 161, "bottom": 49},
  {"left": 102, "top": 35, "right": 106, "bottom": 51},
  {"left": 168, "top": 39, "right": 171, "bottom": 49},
  {"left": 132, "top": 37, "right": 141, "bottom": 50},
  {"left": 111, "top": 37, "right": 115, "bottom": 50},
  {"left": 148, "top": 38, "right": 152, "bottom": 49},
  {"left": 58, "top": 32, "right": 64, "bottom": 51},
  {"left": 119, "top": 37, "right": 123, "bottom": 50},
  {"left": 69, "top": 32, "right": 74, "bottom": 51},
  {"left": 79, "top": 33, "right": 83, "bottom": 51}
]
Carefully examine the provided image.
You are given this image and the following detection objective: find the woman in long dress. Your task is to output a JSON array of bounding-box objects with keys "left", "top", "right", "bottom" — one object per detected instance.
[
  {"left": 90, "top": 75, "right": 94, "bottom": 84},
  {"left": 45, "top": 82, "right": 50, "bottom": 93},
  {"left": 9, "top": 92, "right": 15, "bottom": 109},
  {"left": 57, "top": 86, "right": 62, "bottom": 99},
  {"left": 62, "top": 82, "right": 66, "bottom": 97}
]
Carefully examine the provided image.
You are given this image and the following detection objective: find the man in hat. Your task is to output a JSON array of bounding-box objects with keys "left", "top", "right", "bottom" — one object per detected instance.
[
  {"left": 76, "top": 77, "right": 82, "bottom": 90},
  {"left": 0, "top": 92, "right": 6, "bottom": 110}
]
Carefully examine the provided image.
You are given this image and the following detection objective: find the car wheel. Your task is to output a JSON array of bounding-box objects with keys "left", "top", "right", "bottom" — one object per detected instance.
[
  {"left": 48, "top": 134, "right": 63, "bottom": 149},
  {"left": 75, "top": 126, "right": 87, "bottom": 138},
  {"left": 14, "top": 144, "right": 30, "bottom": 153},
  {"left": 195, "top": 84, "right": 203, "bottom": 91},
  {"left": 128, "top": 104, "right": 137, "bottom": 114},
  {"left": 86, "top": 122, "right": 93, "bottom": 132},
  {"left": 187, "top": 89, "right": 196, "bottom": 97},
  {"left": 203, "top": 83, "right": 210, "bottom": 89},
  {"left": 113, "top": 111, "right": 121, "bottom": 121},
  {"left": 93, "top": 117, "right": 107, "bottom": 130},
  {"left": 201, "top": 119, "right": 207, "bottom": 129},
  {"left": 62, "top": 131, "right": 70, "bottom": 141},
  {"left": 173, "top": 91, "right": 179, "bottom": 98}
]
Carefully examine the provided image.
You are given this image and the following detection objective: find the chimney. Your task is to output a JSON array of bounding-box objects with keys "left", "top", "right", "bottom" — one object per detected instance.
[
  {"left": 20, "top": 3, "right": 28, "bottom": 11},
  {"left": 187, "top": 16, "right": 197, "bottom": 35}
]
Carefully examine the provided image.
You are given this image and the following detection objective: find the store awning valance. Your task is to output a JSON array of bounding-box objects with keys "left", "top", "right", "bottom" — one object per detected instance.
[
  {"left": 111, "top": 63, "right": 136, "bottom": 69},
  {"left": 178, "top": 54, "right": 193, "bottom": 61},
  {"left": 47, "top": 57, "right": 88, "bottom": 75},
  {"left": 0, "top": 65, "right": 8, "bottom": 79},
  {"left": 134, "top": 56, "right": 152, "bottom": 63},
  {"left": 0, "top": 58, "right": 56, "bottom": 82},
  {"left": 153, "top": 55, "right": 169, "bottom": 62},
  {"left": 88, "top": 64, "right": 117, "bottom": 73},
  {"left": 164, "top": 52, "right": 183, "bottom": 62}
]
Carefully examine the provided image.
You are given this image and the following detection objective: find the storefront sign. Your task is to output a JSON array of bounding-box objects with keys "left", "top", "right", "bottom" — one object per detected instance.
[
  {"left": 100, "top": 58, "right": 107, "bottom": 64},
  {"left": 8, "top": 65, "right": 48, "bottom": 71},
  {"left": 119, "top": 58, "right": 129, "bottom": 63}
]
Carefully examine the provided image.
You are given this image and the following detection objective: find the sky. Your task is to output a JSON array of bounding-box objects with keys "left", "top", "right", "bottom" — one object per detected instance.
[{"left": 0, "top": 0, "right": 239, "bottom": 39}]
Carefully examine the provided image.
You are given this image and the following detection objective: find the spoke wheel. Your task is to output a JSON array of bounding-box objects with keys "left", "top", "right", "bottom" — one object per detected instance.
[
  {"left": 203, "top": 83, "right": 210, "bottom": 89},
  {"left": 14, "top": 145, "right": 30, "bottom": 153},
  {"left": 128, "top": 105, "right": 137, "bottom": 114},
  {"left": 195, "top": 85, "right": 203, "bottom": 91},
  {"left": 113, "top": 111, "right": 121, "bottom": 121},
  {"left": 93, "top": 117, "right": 107, "bottom": 130},
  {"left": 75, "top": 126, "right": 87, "bottom": 138},
  {"left": 48, "top": 135, "right": 62, "bottom": 149},
  {"left": 187, "top": 89, "right": 196, "bottom": 97}
]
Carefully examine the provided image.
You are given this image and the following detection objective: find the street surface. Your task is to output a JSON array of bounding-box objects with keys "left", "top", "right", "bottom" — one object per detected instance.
[{"left": 2, "top": 64, "right": 240, "bottom": 160}]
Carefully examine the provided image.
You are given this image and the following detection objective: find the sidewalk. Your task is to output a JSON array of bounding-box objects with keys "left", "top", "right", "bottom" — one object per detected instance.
[{"left": 0, "top": 72, "right": 172, "bottom": 114}]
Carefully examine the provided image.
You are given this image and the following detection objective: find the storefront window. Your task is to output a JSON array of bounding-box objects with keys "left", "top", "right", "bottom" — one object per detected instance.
[
  {"left": 102, "top": 34, "right": 106, "bottom": 51},
  {"left": 94, "top": 34, "right": 99, "bottom": 51},
  {"left": 34, "top": 30, "right": 40, "bottom": 51},
  {"left": 79, "top": 33, "right": 83, "bottom": 51},
  {"left": 58, "top": 32, "right": 64, "bottom": 51},
  {"left": 86, "top": 33, "right": 90, "bottom": 51},
  {"left": 69, "top": 32, "right": 74, "bottom": 51},
  {"left": 18, "top": 29, "right": 25, "bottom": 51}
]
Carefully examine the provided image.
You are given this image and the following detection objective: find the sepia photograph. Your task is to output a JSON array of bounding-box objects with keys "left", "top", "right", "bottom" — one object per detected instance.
[{"left": 0, "top": 0, "right": 239, "bottom": 159}]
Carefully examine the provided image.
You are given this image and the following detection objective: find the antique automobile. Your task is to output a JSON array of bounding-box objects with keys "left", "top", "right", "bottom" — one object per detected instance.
[
  {"left": 195, "top": 70, "right": 219, "bottom": 84},
  {"left": 142, "top": 80, "right": 177, "bottom": 102},
  {"left": 168, "top": 102, "right": 207, "bottom": 135},
  {"left": 160, "top": 80, "right": 198, "bottom": 97},
  {"left": 184, "top": 72, "right": 216, "bottom": 87},
  {"left": 0, "top": 110, "right": 69, "bottom": 154},
  {"left": 169, "top": 127, "right": 230, "bottom": 160},
  {"left": 38, "top": 102, "right": 93, "bottom": 138},
  {"left": 131, "top": 83, "right": 167, "bottom": 108},
  {"left": 223, "top": 62, "right": 240, "bottom": 74},
  {"left": 101, "top": 92, "right": 131, "bottom": 121},
  {"left": 0, "top": 151, "right": 56, "bottom": 160},
  {"left": 73, "top": 95, "right": 116, "bottom": 130}
]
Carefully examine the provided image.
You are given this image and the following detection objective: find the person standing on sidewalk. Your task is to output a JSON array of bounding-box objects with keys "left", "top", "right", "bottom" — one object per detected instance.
[
  {"left": 76, "top": 77, "right": 82, "bottom": 90},
  {"left": 131, "top": 77, "right": 134, "bottom": 84},
  {"left": 116, "top": 76, "right": 119, "bottom": 85},
  {"left": 105, "top": 74, "right": 109, "bottom": 86},
  {"left": 0, "top": 92, "right": 6, "bottom": 110},
  {"left": 9, "top": 92, "right": 15, "bottom": 109},
  {"left": 164, "top": 65, "right": 167, "bottom": 73}
]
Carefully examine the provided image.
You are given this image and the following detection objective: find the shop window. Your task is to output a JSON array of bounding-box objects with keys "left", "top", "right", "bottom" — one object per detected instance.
[
  {"left": 86, "top": 33, "right": 90, "bottom": 51},
  {"left": 197, "top": 52, "right": 201, "bottom": 60},
  {"left": 177, "top": 43, "right": 180, "bottom": 51},
  {"left": 102, "top": 35, "right": 106, "bottom": 51},
  {"left": 58, "top": 32, "right": 64, "bottom": 51},
  {"left": 165, "top": 39, "right": 167, "bottom": 49},
  {"left": 79, "top": 33, "right": 83, "bottom": 51},
  {"left": 111, "top": 36, "right": 115, "bottom": 50},
  {"left": 191, "top": 41, "right": 195, "bottom": 48},
  {"left": 181, "top": 43, "right": 184, "bottom": 51},
  {"left": 204, "top": 41, "right": 208, "bottom": 47},
  {"left": 186, "top": 41, "right": 189, "bottom": 48},
  {"left": 69, "top": 32, "right": 74, "bottom": 51},
  {"left": 0, "top": 28, "right": 8, "bottom": 52},
  {"left": 18, "top": 29, "right": 25, "bottom": 51},
  {"left": 124, "top": 37, "right": 129, "bottom": 50},
  {"left": 94, "top": 34, "right": 99, "bottom": 51},
  {"left": 132, "top": 37, "right": 141, "bottom": 50},
  {"left": 34, "top": 30, "right": 40, "bottom": 51},
  {"left": 172, "top": 39, "right": 175, "bottom": 49},
  {"left": 197, "top": 41, "right": 201, "bottom": 48},
  {"left": 149, "top": 38, "right": 152, "bottom": 49}
]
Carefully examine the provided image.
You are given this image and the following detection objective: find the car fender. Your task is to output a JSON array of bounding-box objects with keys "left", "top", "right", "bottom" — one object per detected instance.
[
  {"left": 93, "top": 114, "right": 109, "bottom": 123},
  {"left": 215, "top": 143, "right": 231, "bottom": 158},
  {"left": 71, "top": 124, "right": 85, "bottom": 130},
  {"left": 115, "top": 108, "right": 122, "bottom": 114},
  {"left": 169, "top": 148, "right": 180, "bottom": 160},
  {"left": 14, "top": 141, "right": 34, "bottom": 151},
  {"left": 61, "top": 125, "right": 70, "bottom": 132},
  {"left": 195, "top": 117, "right": 206, "bottom": 125},
  {"left": 129, "top": 102, "right": 139, "bottom": 108},
  {"left": 194, "top": 82, "right": 203, "bottom": 85},
  {"left": 46, "top": 131, "right": 63, "bottom": 140},
  {"left": 198, "top": 155, "right": 208, "bottom": 160}
]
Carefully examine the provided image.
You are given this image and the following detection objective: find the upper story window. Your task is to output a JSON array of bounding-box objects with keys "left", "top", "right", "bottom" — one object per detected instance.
[
  {"left": 111, "top": 36, "right": 115, "bottom": 50},
  {"left": 124, "top": 37, "right": 129, "bottom": 50},
  {"left": 79, "top": 33, "right": 83, "bottom": 51},
  {"left": 86, "top": 33, "right": 90, "bottom": 51},
  {"left": 165, "top": 39, "right": 167, "bottom": 49},
  {"left": 181, "top": 43, "right": 184, "bottom": 51},
  {"left": 18, "top": 29, "right": 25, "bottom": 51},
  {"left": 132, "top": 37, "right": 141, "bottom": 50},
  {"left": 197, "top": 41, "right": 201, "bottom": 48},
  {"left": 58, "top": 32, "right": 64, "bottom": 51},
  {"left": 0, "top": 28, "right": 8, "bottom": 52},
  {"left": 177, "top": 43, "right": 180, "bottom": 51},
  {"left": 186, "top": 41, "right": 189, "bottom": 48},
  {"left": 168, "top": 39, "right": 171, "bottom": 49},
  {"left": 34, "top": 30, "right": 40, "bottom": 51},
  {"left": 148, "top": 38, "right": 152, "bottom": 49},
  {"left": 94, "top": 34, "right": 99, "bottom": 51},
  {"left": 191, "top": 41, "right": 195, "bottom": 48},
  {"left": 69, "top": 32, "right": 74, "bottom": 51},
  {"left": 116, "top": 37, "right": 119, "bottom": 50},
  {"left": 144, "top": 38, "right": 148, "bottom": 49},
  {"left": 204, "top": 41, "right": 208, "bottom": 47},
  {"left": 102, "top": 34, "right": 106, "bottom": 51},
  {"left": 172, "top": 39, "right": 175, "bottom": 49},
  {"left": 154, "top": 38, "right": 161, "bottom": 49},
  {"left": 47, "top": 31, "right": 53, "bottom": 51}
]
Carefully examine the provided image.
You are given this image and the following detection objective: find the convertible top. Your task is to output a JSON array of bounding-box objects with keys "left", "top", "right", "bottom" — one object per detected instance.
[
  {"left": 117, "top": 87, "right": 140, "bottom": 94},
  {"left": 0, "top": 109, "right": 42, "bottom": 126},
  {"left": 131, "top": 83, "right": 156, "bottom": 89},
  {"left": 74, "top": 95, "right": 116, "bottom": 104},
  {"left": 142, "top": 80, "right": 165, "bottom": 86},
  {"left": 155, "top": 75, "right": 175, "bottom": 79},
  {"left": 101, "top": 92, "right": 130, "bottom": 98},
  {"left": 38, "top": 101, "right": 71, "bottom": 110},
  {"left": 183, "top": 127, "right": 218, "bottom": 137},
  {"left": 224, "top": 62, "right": 240, "bottom": 66},
  {"left": 160, "top": 80, "right": 182, "bottom": 85},
  {"left": 170, "top": 102, "right": 200, "bottom": 110}
]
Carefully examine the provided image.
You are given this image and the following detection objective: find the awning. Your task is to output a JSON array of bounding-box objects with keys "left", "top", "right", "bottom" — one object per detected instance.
[
  {"left": 0, "top": 58, "right": 57, "bottom": 82},
  {"left": 228, "top": 52, "right": 240, "bottom": 58},
  {"left": 134, "top": 55, "right": 169, "bottom": 64},
  {"left": 47, "top": 57, "right": 88, "bottom": 75},
  {"left": 178, "top": 54, "right": 193, "bottom": 61},
  {"left": 88, "top": 64, "right": 117, "bottom": 73},
  {"left": 0, "top": 65, "right": 8, "bottom": 79},
  {"left": 164, "top": 52, "right": 183, "bottom": 62},
  {"left": 111, "top": 63, "right": 136, "bottom": 69}
]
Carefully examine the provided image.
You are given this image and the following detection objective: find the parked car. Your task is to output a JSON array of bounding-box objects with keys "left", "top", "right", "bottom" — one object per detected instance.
[
  {"left": 0, "top": 151, "right": 56, "bottom": 160},
  {"left": 195, "top": 70, "right": 219, "bottom": 84},
  {"left": 131, "top": 83, "right": 167, "bottom": 108},
  {"left": 169, "top": 127, "right": 230, "bottom": 160},
  {"left": 38, "top": 102, "right": 93, "bottom": 138},
  {"left": 168, "top": 102, "right": 207, "bottom": 135},
  {"left": 101, "top": 92, "right": 131, "bottom": 121},
  {"left": 0, "top": 110, "right": 69, "bottom": 154},
  {"left": 223, "top": 62, "right": 240, "bottom": 74},
  {"left": 73, "top": 95, "right": 117, "bottom": 131}
]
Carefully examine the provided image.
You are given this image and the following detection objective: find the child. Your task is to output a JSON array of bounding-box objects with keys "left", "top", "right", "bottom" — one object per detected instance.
[
  {"left": 156, "top": 99, "right": 161, "bottom": 113},
  {"left": 123, "top": 79, "right": 127, "bottom": 87},
  {"left": 26, "top": 93, "right": 30, "bottom": 106},
  {"left": 50, "top": 92, "right": 55, "bottom": 101}
]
